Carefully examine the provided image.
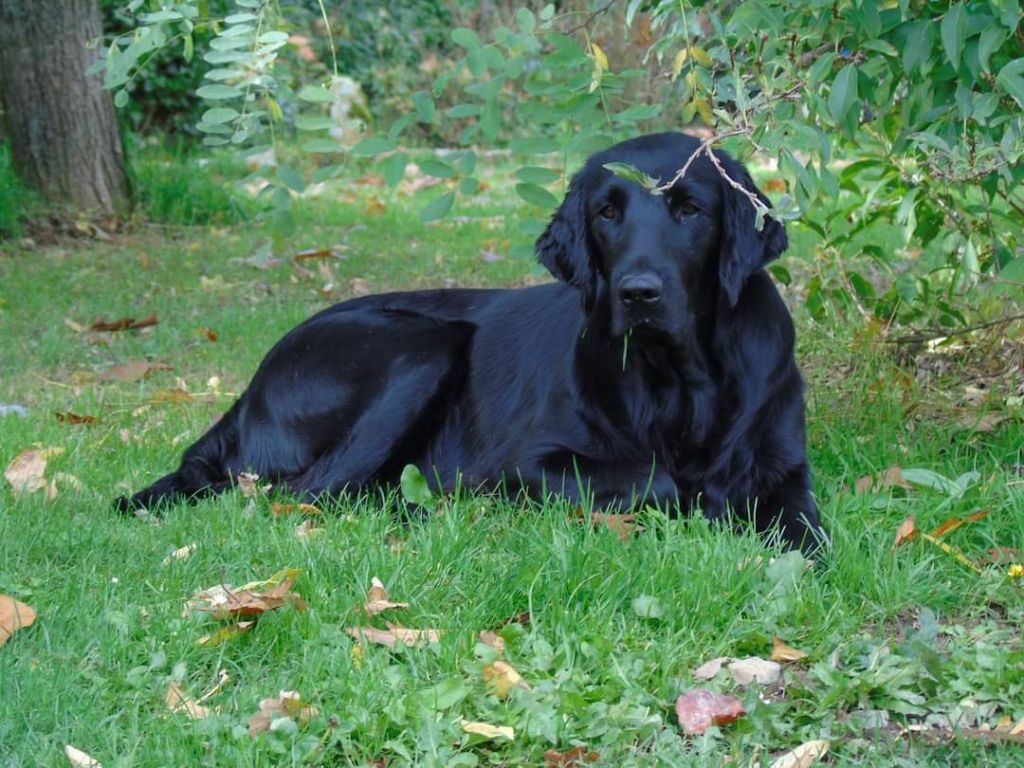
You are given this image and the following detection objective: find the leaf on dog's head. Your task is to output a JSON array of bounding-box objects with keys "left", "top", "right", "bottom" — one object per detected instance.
[
  {"left": 602, "top": 162, "right": 661, "bottom": 193},
  {"left": 675, "top": 688, "right": 746, "bottom": 734},
  {"left": 363, "top": 576, "right": 410, "bottom": 616}
]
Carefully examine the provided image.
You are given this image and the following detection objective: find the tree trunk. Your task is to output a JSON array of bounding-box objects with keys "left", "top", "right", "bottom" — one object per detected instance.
[{"left": 0, "top": 0, "right": 130, "bottom": 216}]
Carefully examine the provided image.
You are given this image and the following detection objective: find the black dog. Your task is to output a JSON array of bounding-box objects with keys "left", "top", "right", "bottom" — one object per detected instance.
[{"left": 117, "top": 132, "right": 825, "bottom": 552}]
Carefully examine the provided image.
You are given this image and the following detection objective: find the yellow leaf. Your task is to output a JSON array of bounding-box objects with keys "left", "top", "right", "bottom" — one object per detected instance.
[
  {"left": 483, "top": 660, "right": 530, "bottom": 698},
  {"left": 460, "top": 719, "right": 514, "bottom": 740},
  {"left": 267, "top": 97, "right": 284, "bottom": 123},
  {"left": 0, "top": 594, "right": 37, "bottom": 646},
  {"left": 672, "top": 48, "right": 688, "bottom": 80},
  {"left": 690, "top": 45, "right": 712, "bottom": 67},
  {"left": 591, "top": 43, "right": 608, "bottom": 71},
  {"left": 694, "top": 97, "right": 713, "bottom": 126},
  {"left": 771, "top": 636, "right": 808, "bottom": 662}
]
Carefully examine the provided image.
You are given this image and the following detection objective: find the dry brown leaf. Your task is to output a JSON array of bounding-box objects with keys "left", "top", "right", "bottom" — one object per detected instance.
[
  {"left": 675, "top": 688, "right": 746, "bottom": 735},
  {"left": 197, "top": 327, "right": 218, "bottom": 342},
  {"left": 929, "top": 509, "right": 988, "bottom": 540},
  {"left": 856, "top": 465, "right": 911, "bottom": 493},
  {"left": 185, "top": 568, "right": 305, "bottom": 619},
  {"left": 166, "top": 681, "right": 218, "bottom": 719},
  {"left": 0, "top": 594, "right": 37, "bottom": 646},
  {"left": 64, "top": 318, "right": 88, "bottom": 333},
  {"left": 97, "top": 360, "right": 170, "bottom": 382},
  {"left": 363, "top": 576, "right": 410, "bottom": 616},
  {"left": 248, "top": 690, "right": 319, "bottom": 737},
  {"left": 459, "top": 719, "right": 514, "bottom": 740},
  {"left": 55, "top": 411, "right": 97, "bottom": 426},
  {"left": 149, "top": 388, "right": 193, "bottom": 406},
  {"left": 769, "top": 739, "right": 830, "bottom": 768},
  {"left": 162, "top": 543, "right": 196, "bottom": 566},
  {"left": 1010, "top": 718, "right": 1024, "bottom": 736},
  {"left": 590, "top": 512, "right": 638, "bottom": 542},
  {"left": 483, "top": 660, "right": 530, "bottom": 698},
  {"left": 91, "top": 313, "right": 158, "bottom": 332},
  {"left": 894, "top": 516, "right": 918, "bottom": 548},
  {"left": 294, "top": 520, "right": 324, "bottom": 539},
  {"left": 771, "top": 636, "right": 809, "bottom": 663},
  {"left": 345, "top": 625, "right": 442, "bottom": 648},
  {"left": 196, "top": 621, "right": 256, "bottom": 647},
  {"left": 270, "top": 502, "right": 321, "bottom": 517},
  {"left": 236, "top": 472, "right": 270, "bottom": 498},
  {"left": 4, "top": 446, "right": 63, "bottom": 495},
  {"left": 63, "top": 745, "right": 102, "bottom": 767},
  {"left": 293, "top": 247, "right": 335, "bottom": 262},
  {"left": 544, "top": 746, "right": 600, "bottom": 767},
  {"left": 693, "top": 656, "right": 732, "bottom": 681},
  {"left": 729, "top": 657, "right": 781, "bottom": 686},
  {"left": 364, "top": 197, "right": 387, "bottom": 215},
  {"left": 479, "top": 630, "right": 506, "bottom": 654}
]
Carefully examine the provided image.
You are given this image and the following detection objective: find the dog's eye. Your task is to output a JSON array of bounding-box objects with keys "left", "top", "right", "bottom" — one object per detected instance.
[
  {"left": 598, "top": 204, "right": 620, "bottom": 221},
  {"left": 671, "top": 199, "right": 699, "bottom": 219}
]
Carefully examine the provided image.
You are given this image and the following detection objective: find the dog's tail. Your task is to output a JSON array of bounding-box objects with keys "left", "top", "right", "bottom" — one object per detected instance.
[{"left": 114, "top": 403, "right": 241, "bottom": 514}]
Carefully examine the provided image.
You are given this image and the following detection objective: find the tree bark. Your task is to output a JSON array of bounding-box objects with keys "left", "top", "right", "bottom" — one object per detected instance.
[{"left": 0, "top": 0, "right": 130, "bottom": 216}]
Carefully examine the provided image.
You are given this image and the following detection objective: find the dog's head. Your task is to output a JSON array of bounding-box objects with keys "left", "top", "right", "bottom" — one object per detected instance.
[{"left": 536, "top": 132, "right": 787, "bottom": 341}]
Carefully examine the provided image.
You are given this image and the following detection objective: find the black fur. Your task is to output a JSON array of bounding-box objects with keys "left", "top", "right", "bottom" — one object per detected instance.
[{"left": 117, "top": 132, "right": 826, "bottom": 553}]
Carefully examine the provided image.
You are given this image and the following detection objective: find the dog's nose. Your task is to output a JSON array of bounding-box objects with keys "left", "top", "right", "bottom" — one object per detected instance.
[{"left": 618, "top": 273, "right": 663, "bottom": 305}]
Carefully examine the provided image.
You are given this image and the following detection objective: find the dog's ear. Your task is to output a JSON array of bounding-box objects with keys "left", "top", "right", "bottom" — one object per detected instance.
[
  {"left": 536, "top": 179, "right": 597, "bottom": 312},
  {"left": 718, "top": 156, "right": 788, "bottom": 307}
]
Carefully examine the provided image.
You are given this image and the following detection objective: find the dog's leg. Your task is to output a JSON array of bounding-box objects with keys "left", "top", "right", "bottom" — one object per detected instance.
[{"left": 751, "top": 469, "right": 826, "bottom": 555}]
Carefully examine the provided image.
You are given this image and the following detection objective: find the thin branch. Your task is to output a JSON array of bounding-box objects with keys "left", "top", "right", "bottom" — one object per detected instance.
[
  {"left": 884, "top": 313, "right": 1024, "bottom": 345},
  {"left": 565, "top": 0, "right": 619, "bottom": 34}
]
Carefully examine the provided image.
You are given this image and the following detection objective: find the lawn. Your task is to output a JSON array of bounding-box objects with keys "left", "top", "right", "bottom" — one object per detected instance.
[{"left": 1, "top": 151, "right": 1023, "bottom": 767}]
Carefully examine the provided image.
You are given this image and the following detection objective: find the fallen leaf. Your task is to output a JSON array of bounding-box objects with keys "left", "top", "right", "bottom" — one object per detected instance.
[
  {"left": 460, "top": 719, "right": 514, "bottom": 740},
  {"left": 1011, "top": 718, "right": 1024, "bottom": 736},
  {"left": 728, "top": 657, "right": 781, "bottom": 686},
  {"left": 364, "top": 196, "right": 387, "bottom": 215},
  {"left": 198, "top": 327, "right": 218, "bottom": 342},
  {"left": 0, "top": 594, "right": 37, "bottom": 646},
  {"left": 346, "top": 625, "right": 442, "bottom": 648},
  {"left": 149, "top": 388, "right": 193, "bottom": 405},
  {"left": 4, "top": 447, "right": 63, "bottom": 495},
  {"left": 196, "top": 621, "right": 256, "bottom": 647},
  {"left": 294, "top": 520, "right": 324, "bottom": 539},
  {"left": 248, "top": 690, "right": 319, "bottom": 736},
  {"left": 55, "top": 411, "right": 97, "bottom": 426},
  {"left": 958, "top": 412, "right": 1009, "bottom": 433},
  {"left": 479, "top": 248, "right": 503, "bottom": 263},
  {"left": 363, "top": 576, "right": 410, "bottom": 616},
  {"left": 91, "top": 313, "right": 158, "bottom": 332},
  {"left": 856, "top": 465, "right": 911, "bottom": 494},
  {"left": 929, "top": 509, "right": 988, "bottom": 539},
  {"left": 478, "top": 630, "right": 506, "bottom": 654},
  {"left": 293, "top": 247, "right": 337, "bottom": 262},
  {"left": 97, "top": 360, "right": 170, "bottom": 382},
  {"left": 591, "top": 512, "right": 638, "bottom": 541},
  {"left": 237, "top": 472, "right": 271, "bottom": 498},
  {"left": 771, "top": 636, "right": 808, "bottom": 662},
  {"left": 693, "top": 656, "right": 732, "bottom": 681},
  {"left": 769, "top": 739, "right": 830, "bottom": 768},
  {"left": 185, "top": 568, "right": 305, "bottom": 619},
  {"left": 270, "top": 502, "right": 321, "bottom": 517},
  {"left": 675, "top": 688, "right": 746, "bottom": 735},
  {"left": 162, "top": 544, "right": 196, "bottom": 565},
  {"left": 64, "top": 318, "right": 88, "bottom": 333},
  {"left": 350, "top": 277, "right": 371, "bottom": 297},
  {"left": 63, "top": 745, "right": 101, "bottom": 767},
  {"left": 893, "top": 516, "right": 917, "bottom": 547},
  {"left": 166, "top": 681, "right": 218, "bottom": 719},
  {"left": 483, "top": 660, "right": 530, "bottom": 698},
  {"left": 979, "top": 547, "right": 1023, "bottom": 564},
  {"left": 544, "top": 746, "right": 601, "bottom": 766}
]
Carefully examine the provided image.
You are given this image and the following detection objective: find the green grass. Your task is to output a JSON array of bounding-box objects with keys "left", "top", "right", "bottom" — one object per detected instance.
[{"left": 1, "top": 155, "right": 1023, "bottom": 767}]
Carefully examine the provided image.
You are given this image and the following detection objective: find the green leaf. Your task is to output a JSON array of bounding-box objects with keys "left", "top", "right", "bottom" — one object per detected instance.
[
  {"left": 203, "top": 136, "right": 229, "bottom": 147},
  {"left": 415, "top": 679, "right": 468, "bottom": 711},
  {"left": 140, "top": 10, "right": 183, "bottom": 22},
  {"left": 204, "top": 68, "right": 247, "bottom": 81},
  {"left": 277, "top": 164, "right": 305, "bottom": 194},
  {"left": 412, "top": 91, "right": 436, "bottom": 123},
  {"left": 294, "top": 115, "right": 335, "bottom": 131},
  {"left": 400, "top": 464, "right": 435, "bottom": 506},
  {"left": 978, "top": 26, "right": 1006, "bottom": 72},
  {"left": 224, "top": 13, "right": 257, "bottom": 23},
  {"left": 631, "top": 595, "right": 663, "bottom": 620},
  {"left": 516, "top": 183, "right": 560, "bottom": 210},
  {"left": 297, "top": 85, "right": 334, "bottom": 103},
  {"left": 419, "top": 159, "right": 457, "bottom": 179},
  {"left": 900, "top": 468, "right": 960, "bottom": 496},
  {"left": 602, "top": 162, "right": 660, "bottom": 191},
  {"left": 996, "top": 58, "right": 1024, "bottom": 109},
  {"left": 201, "top": 107, "right": 238, "bottom": 124},
  {"left": 183, "top": 33, "right": 193, "bottom": 62},
  {"left": 458, "top": 177, "right": 480, "bottom": 195},
  {"left": 516, "top": 7, "right": 536, "bottom": 34},
  {"left": 258, "top": 31, "right": 289, "bottom": 45},
  {"left": 940, "top": 2, "right": 967, "bottom": 69},
  {"left": 828, "top": 64, "right": 858, "bottom": 124},
  {"left": 203, "top": 49, "right": 249, "bottom": 64},
  {"left": 515, "top": 166, "right": 561, "bottom": 185},
  {"left": 451, "top": 27, "right": 482, "bottom": 49},
  {"left": 113, "top": 89, "right": 129, "bottom": 108},
  {"left": 446, "top": 103, "right": 481, "bottom": 118},
  {"left": 312, "top": 164, "right": 345, "bottom": 183},
  {"left": 196, "top": 84, "right": 242, "bottom": 100},
  {"left": 383, "top": 152, "right": 408, "bottom": 187},
  {"left": 350, "top": 137, "right": 397, "bottom": 157},
  {"left": 509, "top": 137, "right": 559, "bottom": 154},
  {"left": 300, "top": 138, "right": 341, "bottom": 154},
  {"left": 419, "top": 192, "right": 456, "bottom": 222}
]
